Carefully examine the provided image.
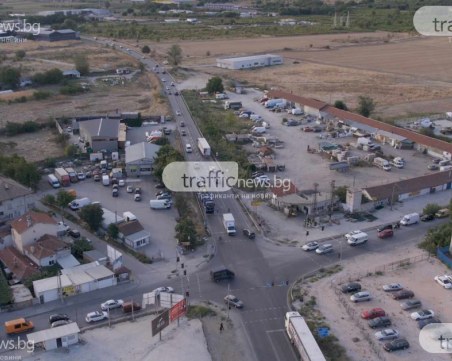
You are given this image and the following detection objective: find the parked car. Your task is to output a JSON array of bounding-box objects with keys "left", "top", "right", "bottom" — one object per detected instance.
[
  {"left": 127, "top": 185, "right": 134, "bottom": 193},
  {"left": 155, "top": 183, "right": 165, "bottom": 189},
  {"left": 302, "top": 241, "right": 319, "bottom": 252},
  {"left": 156, "top": 190, "right": 171, "bottom": 197},
  {"left": 411, "top": 309, "right": 434, "bottom": 321},
  {"left": 224, "top": 295, "right": 244, "bottom": 308},
  {"left": 122, "top": 301, "right": 142, "bottom": 313},
  {"left": 112, "top": 188, "right": 119, "bottom": 197},
  {"left": 350, "top": 291, "right": 371, "bottom": 303},
  {"left": 375, "top": 328, "right": 399, "bottom": 341},
  {"left": 135, "top": 187, "right": 142, "bottom": 194},
  {"left": 383, "top": 283, "right": 403, "bottom": 292},
  {"left": 361, "top": 308, "right": 385, "bottom": 320},
  {"left": 57, "top": 222, "right": 70, "bottom": 232},
  {"left": 418, "top": 317, "right": 441, "bottom": 329},
  {"left": 49, "top": 314, "right": 69, "bottom": 324},
  {"left": 243, "top": 229, "right": 255, "bottom": 239},
  {"left": 428, "top": 164, "right": 439, "bottom": 171},
  {"left": 118, "top": 179, "right": 126, "bottom": 187},
  {"left": 101, "top": 299, "right": 124, "bottom": 311},
  {"left": 94, "top": 174, "right": 101, "bottom": 182},
  {"left": 368, "top": 316, "right": 391, "bottom": 329},
  {"left": 421, "top": 213, "right": 435, "bottom": 222},
  {"left": 400, "top": 299, "right": 422, "bottom": 310},
  {"left": 316, "top": 243, "right": 333, "bottom": 255},
  {"left": 157, "top": 193, "right": 172, "bottom": 201},
  {"left": 85, "top": 311, "right": 108, "bottom": 323},
  {"left": 377, "top": 224, "right": 393, "bottom": 233},
  {"left": 181, "top": 130, "right": 187, "bottom": 136},
  {"left": 392, "top": 290, "right": 414, "bottom": 300},
  {"left": 378, "top": 229, "right": 394, "bottom": 239},
  {"left": 153, "top": 287, "right": 174, "bottom": 295},
  {"left": 77, "top": 172, "right": 86, "bottom": 180},
  {"left": 434, "top": 275, "right": 452, "bottom": 289},
  {"left": 383, "top": 338, "right": 409, "bottom": 352},
  {"left": 68, "top": 229, "right": 80, "bottom": 239},
  {"left": 303, "top": 127, "right": 314, "bottom": 132},
  {"left": 345, "top": 230, "right": 362, "bottom": 239},
  {"left": 341, "top": 282, "right": 361, "bottom": 294},
  {"left": 51, "top": 320, "right": 70, "bottom": 328},
  {"left": 180, "top": 121, "right": 185, "bottom": 127}
]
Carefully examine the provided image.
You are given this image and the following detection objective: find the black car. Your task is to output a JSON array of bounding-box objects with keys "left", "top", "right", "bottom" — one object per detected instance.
[
  {"left": 155, "top": 183, "right": 165, "bottom": 189},
  {"left": 418, "top": 317, "right": 441, "bottom": 329},
  {"left": 383, "top": 338, "right": 409, "bottom": 352},
  {"left": 377, "top": 224, "right": 393, "bottom": 233},
  {"left": 49, "top": 314, "right": 70, "bottom": 324},
  {"left": 243, "top": 229, "right": 256, "bottom": 239},
  {"left": 341, "top": 282, "right": 362, "bottom": 294},
  {"left": 68, "top": 229, "right": 80, "bottom": 239},
  {"left": 368, "top": 316, "right": 391, "bottom": 329},
  {"left": 135, "top": 187, "right": 142, "bottom": 194},
  {"left": 421, "top": 214, "right": 435, "bottom": 222}
]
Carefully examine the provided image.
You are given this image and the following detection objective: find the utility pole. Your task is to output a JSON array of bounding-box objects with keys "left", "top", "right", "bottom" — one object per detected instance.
[
  {"left": 312, "top": 183, "right": 319, "bottom": 225},
  {"left": 329, "top": 180, "right": 335, "bottom": 220}
]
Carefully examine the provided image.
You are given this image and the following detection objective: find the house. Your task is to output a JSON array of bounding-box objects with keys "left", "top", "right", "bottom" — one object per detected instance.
[
  {"left": 0, "top": 247, "right": 40, "bottom": 282},
  {"left": 32, "top": 29, "right": 80, "bottom": 42},
  {"left": 117, "top": 220, "right": 151, "bottom": 249},
  {"left": 79, "top": 117, "right": 120, "bottom": 152},
  {"left": 23, "top": 234, "right": 70, "bottom": 267},
  {"left": 27, "top": 323, "right": 80, "bottom": 351},
  {"left": 0, "top": 226, "right": 13, "bottom": 250},
  {"left": 0, "top": 176, "right": 34, "bottom": 223},
  {"left": 11, "top": 211, "right": 58, "bottom": 253},
  {"left": 63, "top": 70, "right": 80, "bottom": 78},
  {"left": 270, "top": 181, "right": 304, "bottom": 215},
  {"left": 125, "top": 142, "right": 160, "bottom": 176}
]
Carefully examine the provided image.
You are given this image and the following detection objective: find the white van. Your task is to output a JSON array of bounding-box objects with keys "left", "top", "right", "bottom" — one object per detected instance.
[
  {"left": 347, "top": 232, "right": 368, "bottom": 246},
  {"left": 68, "top": 197, "right": 91, "bottom": 211},
  {"left": 185, "top": 144, "right": 192, "bottom": 153},
  {"left": 102, "top": 175, "right": 110, "bottom": 186},
  {"left": 252, "top": 126, "right": 266, "bottom": 134},
  {"left": 400, "top": 212, "right": 420, "bottom": 226},
  {"left": 150, "top": 199, "right": 172, "bottom": 209},
  {"left": 123, "top": 212, "right": 137, "bottom": 222},
  {"left": 250, "top": 114, "right": 263, "bottom": 121},
  {"left": 47, "top": 174, "right": 60, "bottom": 188}
]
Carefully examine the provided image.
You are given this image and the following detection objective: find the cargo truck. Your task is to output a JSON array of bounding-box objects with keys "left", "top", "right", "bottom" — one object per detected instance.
[
  {"left": 197, "top": 138, "right": 211, "bottom": 157},
  {"left": 54, "top": 168, "right": 70, "bottom": 187},
  {"left": 373, "top": 157, "right": 391, "bottom": 171},
  {"left": 65, "top": 167, "right": 78, "bottom": 183},
  {"left": 285, "top": 311, "right": 326, "bottom": 361},
  {"left": 264, "top": 99, "right": 287, "bottom": 109},
  {"left": 223, "top": 213, "right": 236, "bottom": 236}
]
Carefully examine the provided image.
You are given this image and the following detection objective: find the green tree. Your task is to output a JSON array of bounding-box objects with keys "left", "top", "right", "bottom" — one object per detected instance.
[
  {"left": 56, "top": 190, "right": 76, "bottom": 208},
  {"left": 334, "top": 100, "right": 348, "bottom": 110},
  {"left": 0, "top": 67, "right": 21, "bottom": 89},
  {"left": 65, "top": 144, "right": 79, "bottom": 157},
  {"left": 41, "top": 194, "right": 56, "bottom": 206},
  {"left": 175, "top": 217, "right": 198, "bottom": 248},
  {"left": 71, "top": 238, "right": 94, "bottom": 259},
  {"left": 33, "top": 68, "right": 64, "bottom": 85},
  {"left": 142, "top": 45, "right": 150, "bottom": 54},
  {"left": 15, "top": 50, "right": 26, "bottom": 60},
  {"left": 423, "top": 203, "right": 441, "bottom": 217},
  {"left": 74, "top": 54, "right": 89, "bottom": 75},
  {"left": 357, "top": 96, "right": 375, "bottom": 117},
  {"left": 153, "top": 145, "right": 184, "bottom": 180},
  {"left": 334, "top": 186, "right": 348, "bottom": 203},
  {"left": 79, "top": 204, "right": 104, "bottom": 231},
  {"left": 107, "top": 223, "right": 119, "bottom": 239},
  {"left": 205, "top": 76, "right": 224, "bottom": 94},
  {"left": 0, "top": 155, "right": 40, "bottom": 189},
  {"left": 166, "top": 44, "right": 182, "bottom": 67}
]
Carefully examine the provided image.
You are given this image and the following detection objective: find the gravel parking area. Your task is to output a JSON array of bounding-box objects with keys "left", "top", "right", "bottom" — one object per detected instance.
[{"left": 306, "top": 247, "right": 452, "bottom": 361}]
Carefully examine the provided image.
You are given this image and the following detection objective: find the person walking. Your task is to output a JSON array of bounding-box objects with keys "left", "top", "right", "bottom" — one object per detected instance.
[{"left": 220, "top": 322, "right": 224, "bottom": 333}]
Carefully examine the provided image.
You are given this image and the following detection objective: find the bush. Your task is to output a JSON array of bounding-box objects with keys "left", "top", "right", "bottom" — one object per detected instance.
[
  {"left": 60, "top": 84, "right": 84, "bottom": 95},
  {"left": 186, "top": 305, "right": 216, "bottom": 319},
  {"left": 33, "top": 90, "right": 52, "bottom": 100}
]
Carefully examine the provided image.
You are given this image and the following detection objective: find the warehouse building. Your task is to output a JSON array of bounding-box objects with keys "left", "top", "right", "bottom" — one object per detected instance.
[
  {"left": 125, "top": 142, "right": 160, "bottom": 176},
  {"left": 216, "top": 54, "right": 283, "bottom": 70}
]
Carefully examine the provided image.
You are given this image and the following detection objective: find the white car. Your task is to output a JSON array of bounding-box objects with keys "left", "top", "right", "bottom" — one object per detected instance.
[
  {"left": 345, "top": 230, "right": 361, "bottom": 239},
  {"left": 382, "top": 283, "right": 403, "bottom": 292},
  {"left": 375, "top": 328, "right": 399, "bottom": 341},
  {"left": 161, "top": 78, "right": 166, "bottom": 82},
  {"left": 118, "top": 179, "right": 126, "bottom": 187},
  {"left": 411, "top": 309, "right": 434, "bottom": 321},
  {"left": 57, "top": 221, "right": 70, "bottom": 232},
  {"left": 126, "top": 185, "right": 134, "bottom": 193},
  {"left": 101, "top": 299, "right": 124, "bottom": 311},
  {"left": 176, "top": 111, "right": 182, "bottom": 116},
  {"left": 302, "top": 241, "right": 319, "bottom": 251},
  {"left": 434, "top": 275, "right": 452, "bottom": 289},
  {"left": 316, "top": 243, "right": 333, "bottom": 255},
  {"left": 154, "top": 287, "right": 174, "bottom": 295},
  {"left": 85, "top": 311, "right": 108, "bottom": 323},
  {"left": 77, "top": 172, "right": 86, "bottom": 180},
  {"left": 239, "top": 113, "right": 250, "bottom": 118}
]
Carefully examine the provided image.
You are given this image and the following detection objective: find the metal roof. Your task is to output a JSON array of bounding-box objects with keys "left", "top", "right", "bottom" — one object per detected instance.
[
  {"left": 80, "top": 117, "right": 120, "bottom": 138},
  {"left": 33, "top": 274, "right": 72, "bottom": 294},
  {"left": 27, "top": 322, "right": 80, "bottom": 343},
  {"left": 84, "top": 265, "right": 115, "bottom": 280},
  {"left": 126, "top": 229, "right": 150, "bottom": 242},
  {"left": 125, "top": 142, "right": 160, "bottom": 164},
  {"left": 57, "top": 254, "right": 80, "bottom": 269}
]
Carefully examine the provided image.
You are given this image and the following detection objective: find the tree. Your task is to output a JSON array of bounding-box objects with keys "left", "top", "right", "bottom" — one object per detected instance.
[
  {"left": 142, "top": 45, "right": 150, "bottom": 54},
  {"left": 107, "top": 223, "right": 119, "bottom": 239},
  {"left": 15, "top": 50, "right": 26, "bottom": 60},
  {"left": 71, "top": 238, "right": 94, "bottom": 259},
  {"left": 79, "top": 204, "right": 104, "bottom": 231},
  {"left": 56, "top": 190, "right": 76, "bottom": 208},
  {"left": 0, "top": 67, "right": 21, "bottom": 89},
  {"left": 166, "top": 44, "right": 182, "bottom": 67},
  {"left": 74, "top": 54, "right": 89, "bottom": 75},
  {"left": 153, "top": 144, "right": 184, "bottom": 180},
  {"left": 334, "top": 186, "right": 348, "bottom": 203},
  {"left": 65, "top": 144, "right": 79, "bottom": 157},
  {"left": 175, "top": 217, "right": 198, "bottom": 248},
  {"left": 423, "top": 203, "right": 441, "bottom": 217},
  {"left": 105, "top": 1, "right": 111, "bottom": 9},
  {"left": 205, "top": 76, "right": 224, "bottom": 94},
  {"left": 357, "top": 96, "right": 375, "bottom": 117},
  {"left": 334, "top": 100, "right": 348, "bottom": 110},
  {"left": 33, "top": 68, "right": 63, "bottom": 85}
]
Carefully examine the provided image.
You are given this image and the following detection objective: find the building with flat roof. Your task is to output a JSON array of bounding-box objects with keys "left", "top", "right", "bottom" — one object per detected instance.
[
  {"left": 125, "top": 142, "right": 160, "bottom": 176},
  {"left": 117, "top": 220, "right": 151, "bottom": 249},
  {"left": 27, "top": 323, "right": 80, "bottom": 351},
  {"left": 216, "top": 54, "right": 283, "bottom": 70},
  {"left": 79, "top": 117, "right": 120, "bottom": 152}
]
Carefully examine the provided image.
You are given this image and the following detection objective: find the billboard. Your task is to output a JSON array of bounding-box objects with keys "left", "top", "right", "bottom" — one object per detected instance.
[
  {"left": 151, "top": 309, "right": 170, "bottom": 337},
  {"left": 170, "top": 299, "right": 187, "bottom": 322}
]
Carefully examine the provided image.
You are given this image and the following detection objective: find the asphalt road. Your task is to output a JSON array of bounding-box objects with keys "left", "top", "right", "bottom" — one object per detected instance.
[{"left": 9, "top": 37, "right": 441, "bottom": 361}]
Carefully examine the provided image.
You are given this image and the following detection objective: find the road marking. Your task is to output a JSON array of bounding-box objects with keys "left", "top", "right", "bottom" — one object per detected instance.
[
  {"left": 266, "top": 328, "right": 283, "bottom": 361},
  {"left": 196, "top": 273, "right": 202, "bottom": 297}
]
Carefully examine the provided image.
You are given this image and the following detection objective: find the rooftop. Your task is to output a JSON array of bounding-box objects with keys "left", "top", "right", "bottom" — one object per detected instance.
[
  {"left": 27, "top": 323, "right": 80, "bottom": 344},
  {"left": 0, "top": 176, "right": 33, "bottom": 203},
  {"left": 270, "top": 181, "right": 298, "bottom": 197},
  {"left": 0, "top": 247, "right": 39, "bottom": 280},
  {"left": 117, "top": 220, "right": 145, "bottom": 236},
  {"left": 79, "top": 117, "right": 120, "bottom": 138},
  {"left": 23, "top": 234, "right": 68, "bottom": 260},
  {"left": 125, "top": 142, "right": 160, "bottom": 164},
  {"left": 11, "top": 211, "right": 56, "bottom": 234}
]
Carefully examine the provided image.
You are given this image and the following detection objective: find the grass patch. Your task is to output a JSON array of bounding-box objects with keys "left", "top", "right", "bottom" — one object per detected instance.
[{"left": 186, "top": 305, "right": 216, "bottom": 319}]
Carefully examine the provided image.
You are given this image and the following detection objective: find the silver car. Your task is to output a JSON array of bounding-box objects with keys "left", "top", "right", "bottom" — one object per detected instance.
[
  {"left": 316, "top": 244, "right": 333, "bottom": 254},
  {"left": 375, "top": 328, "right": 399, "bottom": 341},
  {"left": 224, "top": 295, "right": 243, "bottom": 308}
]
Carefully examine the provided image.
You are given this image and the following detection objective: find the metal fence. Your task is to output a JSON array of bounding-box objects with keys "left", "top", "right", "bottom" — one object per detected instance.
[{"left": 437, "top": 246, "right": 452, "bottom": 269}]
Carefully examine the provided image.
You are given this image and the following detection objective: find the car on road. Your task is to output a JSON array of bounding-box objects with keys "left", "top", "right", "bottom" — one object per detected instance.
[
  {"left": 161, "top": 78, "right": 166, "bottom": 82},
  {"left": 383, "top": 283, "right": 403, "bottom": 292},
  {"left": 134, "top": 194, "right": 141, "bottom": 202},
  {"left": 180, "top": 121, "right": 185, "bottom": 127},
  {"left": 368, "top": 316, "right": 391, "bottom": 329},
  {"left": 392, "top": 290, "right": 414, "bottom": 300},
  {"left": 350, "top": 291, "right": 371, "bottom": 303},
  {"left": 254, "top": 175, "right": 270, "bottom": 183},
  {"left": 181, "top": 129, "right": 187, "bottom": 136},
  {"left": 174, "top": 91, "right": 179, "bottom": 96},
  {"left": 154, "top": 287, "right": 174, "bottom": 295},
  {"left": 428, "top": 164, "right": 439, "bottom": 171},
  {"left": 127, "top": 185, "right": 134, "bottom": 193},
  {"left": 375, "top": 328, "right": 399, "bottom": 341},
  {"left": 112, "top": 188, "right": 119, "bottom": 197},
  {"left": 400, "top": 299, "right": 422, "bottom": 310},
  {"left": 303, "top": 126, "right": 314, "bottom": 132},
  {"left": 243, "top": 229, "right": 255, "bottom": 239},
  {"left": 51, "top": 320, "right": 70, "bottom": 328},
  {"left": 101, "top": 299, "right": 124, "bottom": 311},
  {"left": 135, "top": 187, "right": 142, "bottom": 195},
  {"left": 77, "top": 172, "right": 86, "bottom": 180},
  {"left": 361, "top": 308, "right": 385, "bottom": 320},
  {"left": 378, "top": 229, "right": 394, "bottom": 239},
  {"left": 434, "top": 275, "right": 452, "bottom": 289},
  {"left": 85, "top": 311, "right": 108, "bottom": 323},
  {"left": 341, "top": 282, "right": 361, "bottom": 294},
  {"left": 418, "top": 317, "right": 441, "bottom": 329},
  {"left": 376, "top": 224, "right": 393, "bottom": 233},
  {"left": 176, "top": 111, "right": 181, "bottom": 116},
  {"left": 224, "top": 295, "right": 244, "bottom": 309},
  {"left": 421, "top": 213, "right": 435, "bottom": 222},
  {"left": 68, "top": 229, "right": 80, "bottom": 239},
  {"left": 383, "top": 338, "right": 409, "bottom": 352},
  {"left": 345, "top": 230, "right": 361, "bottom": 239},
  {"left": 49, "top": 314, "right": 69, "bottom": 324},
  {"left": 411, "top": 309, "right": 434, "bottom": 321},
  {"left": 302, "top": 241, "right": 319, "bottom": 252},
  {"left": 316, "top": 243, "right": 333, "bottom": 255}
]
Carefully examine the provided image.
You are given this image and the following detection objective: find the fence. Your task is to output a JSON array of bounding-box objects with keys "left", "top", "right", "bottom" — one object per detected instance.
[{"left": 437, "top": 246, "right": 452, "bottom": 269}]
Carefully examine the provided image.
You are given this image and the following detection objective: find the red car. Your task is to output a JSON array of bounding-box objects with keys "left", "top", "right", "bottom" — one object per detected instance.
[
  {"left": 303, "top": 127, "right": 314, "bottom": 132},
  {"left": 361, "top": 308, "right": 386, "bottom": 320},
  {"left": 378, "top": 229, "right": 394, "bottom": 239}
]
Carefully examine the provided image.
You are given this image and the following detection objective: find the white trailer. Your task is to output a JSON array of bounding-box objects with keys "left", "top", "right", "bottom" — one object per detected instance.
[
  {"left": 285, "top": 312, "right": 326, "bottom": 361},
  {"left": 222, "top": 213, "right": 236, "bottom": 236},
  {"left": 197, "top": 138, "right": 211, "bottom": 157}
]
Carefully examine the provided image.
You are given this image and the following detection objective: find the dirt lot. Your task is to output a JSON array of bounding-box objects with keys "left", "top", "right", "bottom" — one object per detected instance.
[
  {"left": 304, "top": 249, "right": 452, "bottom": 361},
  {"left": 152, "top": 33, "right": 452, "bottom": 118}
]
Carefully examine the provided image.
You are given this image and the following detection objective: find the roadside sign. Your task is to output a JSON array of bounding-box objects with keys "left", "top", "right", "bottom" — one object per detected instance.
[
  {"left": 251, "top": 199, "right": 264, "bottom": 207},
  {"left": 170, "top": 299, "right": 187, "bottom": 322},
  {"left": 152, "top": 309, "right": 170, "bottom": 337}
]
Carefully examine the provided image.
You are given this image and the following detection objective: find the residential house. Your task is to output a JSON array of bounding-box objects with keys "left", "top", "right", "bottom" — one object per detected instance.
[
  {"left": 62, "top": 70, "right": 80, "bottom": 78},
  {"left": 125, "top": 142, "right": 160, "bottom": 176},
  {"left": 23, "top": 234, "right": 70, "bottom": 267},
  {"left": 79, "top": 117, "right": 120, "bottom": 152},
  {"left": 0, "top": 176, "right": 34, "bottom": 223},
  {"left": 117, "top": 220, "right": 151, "bottom": 249},
  {"left": 11, "top": 211, "right": 58, "bottom": 253},
  {"left": 0, "top": 247, "right": 39, "bottom": 282}
]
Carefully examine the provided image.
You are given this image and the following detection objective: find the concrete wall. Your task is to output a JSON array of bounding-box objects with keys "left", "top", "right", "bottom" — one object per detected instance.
[{"left": 0, "top": 195, "right": 35, "bottom": 223}]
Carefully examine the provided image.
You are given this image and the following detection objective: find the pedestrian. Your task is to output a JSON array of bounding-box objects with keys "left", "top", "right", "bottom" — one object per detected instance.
[{"left": 220, "top": 322, "right": 224, "bottom": 333}]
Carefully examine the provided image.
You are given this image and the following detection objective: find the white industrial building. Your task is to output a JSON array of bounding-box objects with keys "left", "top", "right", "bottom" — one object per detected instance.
[{"left": 216, "top": 54, "right": 283, "bottom": 70}]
